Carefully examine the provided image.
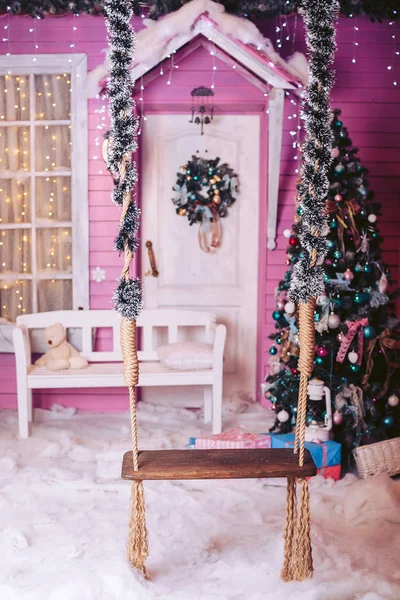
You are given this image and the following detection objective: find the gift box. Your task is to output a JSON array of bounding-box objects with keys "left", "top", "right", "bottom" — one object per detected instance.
[
  {"left": 271, "top": 433, "right": 341, "bottom": 470},
  {"left": 316, "top": 464, "right": 341, "bottom": 481},
  {"left": 188, "top": 428, "right": 272, "bottom": 450}
]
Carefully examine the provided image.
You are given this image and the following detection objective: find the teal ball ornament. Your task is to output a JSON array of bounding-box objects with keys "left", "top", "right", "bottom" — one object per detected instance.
[
  {"left": 324, "top": 273, "right": 330, "bottom": 283},
  {"left": 335, "top": 120, "right": 342, "bottom": 127},
  {"left": 350, "top": 364, "right": 361, "bottom": 373},
  {"left": 297, "top": 206, "right": 304, "bottom": 217},
  {"left": 354, "top": 293, "right": 363, "bottom": 304},
  {"left": 327, "top": 240, "right": 335, "bottom": 249},
  {"left": 276, "top": 336, "right": 282, "bottom": 345},
  {"left": 363, "top": 325, "right": 376, "bottom": 340},
  {"left": 330, "top": 219, "right": 338, "bottom": 229},
  {"left": 306, "top": 415, "right": 313, "bottom": 425},
  {"left": 269, "top": 346, "right": 278, "bottom": 355},
  {"left": 333, "top": 250, "right": 342, "bottom": 259},
  {"left": 355, "top": 264, "right": 363, "bottom": 273},
  {"left": 363, "top": 264, "right": 372, "bottom": 273},
  {"left": 372, "top": 232, "right": 378, "bottom": 239},
  {"left": 335, "top": 164, "right": 345, "bottom": 175},
  {"left": 272, "top": 310, "right": 282, "bottom": 321},
  {"left": 314, "top": 356, "right": 324, "bottom": 366},
  {"left": 383, "top": 415, "right": 394, "bottom": 428}
]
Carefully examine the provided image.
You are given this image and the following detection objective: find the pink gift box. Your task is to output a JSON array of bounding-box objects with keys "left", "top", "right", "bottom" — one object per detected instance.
[{"left": 194, "top": 428, "right": 272, "bottom": 450}]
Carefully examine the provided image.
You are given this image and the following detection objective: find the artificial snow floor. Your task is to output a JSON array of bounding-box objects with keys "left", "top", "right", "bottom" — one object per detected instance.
[{"left": 1, "top": 399, "right": 400, "bottom": 600}]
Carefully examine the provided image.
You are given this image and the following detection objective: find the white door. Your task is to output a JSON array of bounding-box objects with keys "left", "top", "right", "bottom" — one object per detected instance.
[{"left": 141, "top": 114, "right": 260, "bottom": 402}]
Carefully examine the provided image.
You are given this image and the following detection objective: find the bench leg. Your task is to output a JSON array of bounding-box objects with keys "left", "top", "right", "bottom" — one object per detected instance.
[
  {"left": 17, "top": 386, "right": 31, "bottom": 439},
  {"left": 203, "top": 386, "right": 212, "bottom": 424},
  {"left": 212, "top": 375, "right": 222, "bottom": 435}
]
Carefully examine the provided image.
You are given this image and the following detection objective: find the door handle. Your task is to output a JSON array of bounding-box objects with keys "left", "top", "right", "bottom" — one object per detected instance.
[{"left": 145, "top": 240, "right": 159, "bottom": 277}]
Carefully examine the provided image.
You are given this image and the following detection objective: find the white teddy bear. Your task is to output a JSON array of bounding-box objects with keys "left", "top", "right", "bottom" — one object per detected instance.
[{"left": 35, "top": 323, "right": 88, "bottom": 371}]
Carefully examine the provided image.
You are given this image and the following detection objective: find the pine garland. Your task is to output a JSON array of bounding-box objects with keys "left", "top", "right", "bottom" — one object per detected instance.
[
  {"left": 288, "top": 0, "right": 340, "bottom": 305},
  {"left": 104, "top": 0, "right": 142, "bottom": 320},
  {"left": 1, "top": 0, "right": 398, "bottom": 20}
]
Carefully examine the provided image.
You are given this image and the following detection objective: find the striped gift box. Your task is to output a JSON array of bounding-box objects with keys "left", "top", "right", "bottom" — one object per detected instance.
[{"left": 192, "top": 428, "right": 272, "bottom": 450}]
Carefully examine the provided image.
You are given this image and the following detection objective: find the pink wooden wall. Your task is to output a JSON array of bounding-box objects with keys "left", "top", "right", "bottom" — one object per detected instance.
[{"left": 0, "top": 14, "right": 399, "bottom": 412}]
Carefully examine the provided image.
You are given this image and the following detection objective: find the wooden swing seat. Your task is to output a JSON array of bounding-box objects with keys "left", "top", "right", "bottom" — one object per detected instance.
[{"left": 121, "top": 448, "right": 316, "bottom": 481}]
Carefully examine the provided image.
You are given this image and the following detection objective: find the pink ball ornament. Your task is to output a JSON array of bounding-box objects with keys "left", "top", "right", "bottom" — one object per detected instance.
[
  {"left": 317, "top": 346, "right": 329, "bottom": 357},
  {"left": 368, "top": 214, "right": 377, "bottom": 224},
  {"left": 331, "top": 147, "right": 340, "bottom": 158},
  {"left": 344, "top": 268, "right": 354, "bottom": 281},
  {"left": 285, "top": 301, "right": 296, "bottom": 315},
  {"left": 348, "top": 351, "right": 358, "bottom": 364},
  {"left": 276, "top": 301, "right": 285, "bottom": 311},
  {"left": 388, "top": 394, "right": 399, "bottom": 407},
  {"left": 333, "top": 411, "right": 344, "bottom": 425},
  {"left": 334, "top": 194, "right": 343, "bottom": 202},
  {"left": 283, "top": 229, "right": 292, "bottom": 239},
  {"left": 271, "top": 404, "right": 277, "bottom": 411}
]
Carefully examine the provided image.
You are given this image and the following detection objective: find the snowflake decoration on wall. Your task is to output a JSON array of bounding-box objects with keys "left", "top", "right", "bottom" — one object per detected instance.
[{"left": 91, "top": 266, "right": 106, "bottom": 283}]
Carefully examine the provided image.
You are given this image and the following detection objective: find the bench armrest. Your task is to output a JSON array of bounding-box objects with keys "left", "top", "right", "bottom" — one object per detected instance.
[
  {"left": 212, "top": 323, "right": 226, "bottom": 369},
  {"left": 13, "top": 324, "right": 32, "bottom": 374}
]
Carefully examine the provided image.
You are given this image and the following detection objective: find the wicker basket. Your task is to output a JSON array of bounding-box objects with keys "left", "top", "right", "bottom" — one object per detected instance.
[{"left": 353, "top": 437, "right": 400, "bottom": 479}]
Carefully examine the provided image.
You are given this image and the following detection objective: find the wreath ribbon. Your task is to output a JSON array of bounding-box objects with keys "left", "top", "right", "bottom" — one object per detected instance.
[
  {"left": 325, "top": 198, "right": 361, "bottom": 253},
  {"left": 198, "top": 206, "right": 221, "bottom": 253},
  {"left": 362, "top": 329, "right": 400, "bottom": 398}
]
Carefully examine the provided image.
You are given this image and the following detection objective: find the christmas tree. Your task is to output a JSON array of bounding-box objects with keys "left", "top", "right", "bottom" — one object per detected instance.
[{"left": 266, "top": 109, "right": 400, "bottom": 470}]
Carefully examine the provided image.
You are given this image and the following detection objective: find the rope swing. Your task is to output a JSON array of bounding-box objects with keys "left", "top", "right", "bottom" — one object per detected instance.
[{"left": 103, "top": 0, "right": 339, "bottom": 583}]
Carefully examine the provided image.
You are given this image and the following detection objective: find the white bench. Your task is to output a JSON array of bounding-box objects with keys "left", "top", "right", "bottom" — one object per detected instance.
[{"left": 13, "top": 309, "right": 226, "bottom": 439}]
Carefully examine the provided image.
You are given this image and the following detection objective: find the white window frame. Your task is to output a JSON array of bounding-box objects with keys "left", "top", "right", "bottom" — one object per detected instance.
[{"left": 0, "top": 54, "right": 89, "bottom": 326}]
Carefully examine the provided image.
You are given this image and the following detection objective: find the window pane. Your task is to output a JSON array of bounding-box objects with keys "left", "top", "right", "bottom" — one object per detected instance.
[
  {"left": 0, "top": 75, "right": 30, "bottom": 121},
  {"left": 38, "top": 279, "right": 72, "bottom": 312},
  {"left": 0, "top": 279, "right": 32, "bottom": 320},
  {"left": 35, "top": 176, "right": 71, "bottom": 221},
  {"left": 0, "top": 126, "right": 30, "bottom": 173},
  {"left": 35, "top": 74, "right": 71, "bottom": 121},
  {"left": 0, "top": 178, "right": 31, "bottom": 224},
  {"left": 36, "top": 227, "right": 72, "bottom": 273},
  {"left": 0, "top": 228, "right": 31, "bottom": 274},
  {"left": 35, "top": 125, "right": 71, "bottom": 172}
]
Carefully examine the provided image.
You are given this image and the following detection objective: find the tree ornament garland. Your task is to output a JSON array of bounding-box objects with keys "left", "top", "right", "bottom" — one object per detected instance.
[
  {"left": 104, "top": 0, "right": 149, "bottom": 578},
  {"left": 172, "top": 155, "right": 238, "bottom": 252}
]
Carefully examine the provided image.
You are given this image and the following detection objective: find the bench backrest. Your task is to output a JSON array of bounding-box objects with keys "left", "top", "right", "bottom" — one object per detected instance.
[{"left": 16, "top": 309, "right": 217, "bottom": 362}]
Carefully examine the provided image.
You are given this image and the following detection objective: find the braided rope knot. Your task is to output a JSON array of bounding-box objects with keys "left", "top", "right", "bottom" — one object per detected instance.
[{"left": 120, "top": 318, "right": 139, "bottom": 387}]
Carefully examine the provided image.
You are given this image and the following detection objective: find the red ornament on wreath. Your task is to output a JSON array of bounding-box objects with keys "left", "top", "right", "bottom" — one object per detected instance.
[
  {"left": 289, "top": 236, "right": 298, "bottom": 247},
  {"left": 172, "top": 154, "right": 238, "bottom": 252}
]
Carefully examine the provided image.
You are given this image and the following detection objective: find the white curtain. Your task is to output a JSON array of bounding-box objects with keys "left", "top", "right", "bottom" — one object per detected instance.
[{"left": 0, "top": 73, "right": 72, "bottom": 321}]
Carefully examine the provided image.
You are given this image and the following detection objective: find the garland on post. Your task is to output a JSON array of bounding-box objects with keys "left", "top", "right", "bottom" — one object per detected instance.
[
  {"left": 104, "top": 0, "right": 149, "bottom": 577},
  {"left": 280, "top": 0, "right": 339, "bottom": 583}
]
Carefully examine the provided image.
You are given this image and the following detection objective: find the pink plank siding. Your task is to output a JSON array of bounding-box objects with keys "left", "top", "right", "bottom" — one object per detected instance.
[{"left": 0, "top": 14, "right": 399, "bottom": 411}]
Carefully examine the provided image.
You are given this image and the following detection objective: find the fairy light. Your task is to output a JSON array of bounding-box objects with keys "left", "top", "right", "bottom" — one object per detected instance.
[
  {"left": 138, "top": 76, "right": 145, "bottom": 136},
  {"left": 389, "top": 20, "right": 398, "bottom": 86},
  {"left": 351, "top": 16, "right": 359, "bottom": 65},
  {"left": 209, "top": 41, "right": 218, "bottom": 90}
]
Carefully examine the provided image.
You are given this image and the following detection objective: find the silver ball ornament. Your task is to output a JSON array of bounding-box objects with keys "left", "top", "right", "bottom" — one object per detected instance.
[
  {"left": 285, "top": 301, "right": 296, "bottom": 315},
  {"left": 277, "top": 409, "right": 290, "bottom": 423},
  {"left": 367, "top": 214, "right": 377, "bottom": 224},
  {"left": 283, "top": 229, "right": 292, "bottom": 239},
  {"left": 328, "top": 313, "right": 340, "bottom": 329},
  {"left": 388, "top": 394, "right": 399, "bottom": 407}
]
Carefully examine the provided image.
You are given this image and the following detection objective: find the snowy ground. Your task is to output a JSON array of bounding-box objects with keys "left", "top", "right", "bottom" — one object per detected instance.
[{"left": 1, "top": 400, "right": 400, "bottom": 600}]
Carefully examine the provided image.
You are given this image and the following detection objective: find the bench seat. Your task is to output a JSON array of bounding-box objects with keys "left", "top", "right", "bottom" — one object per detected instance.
[{"left": 27, "top": 362, "right": 214, "bottom": 388}]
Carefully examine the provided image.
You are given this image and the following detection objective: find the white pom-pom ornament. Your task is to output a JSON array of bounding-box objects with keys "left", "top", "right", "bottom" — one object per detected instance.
[
  {"left": 367, "top": 214, "right": 377, "bottom": 224},
  {"left": 348, "top": 351, "right": 358, "bottom": 364},
  {"left": 285, "top": 301, "right": 296, "bottom": 315},
  {"left": 388, "top": 394, "right": 399, "bottom": 407},
  {"left": 328, "top": 313, "right": 340, "bottom": 329},
  {"left": 283, "top": 229, "right": 292, "bottom": 239},
  {"left": 277, "top": 410, "right": 290, "bottom": 423}
]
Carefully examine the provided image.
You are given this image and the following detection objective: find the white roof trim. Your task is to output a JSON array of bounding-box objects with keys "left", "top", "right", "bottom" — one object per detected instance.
[{"left": 131, "top": 15, "right": 296, "bottom": 90}]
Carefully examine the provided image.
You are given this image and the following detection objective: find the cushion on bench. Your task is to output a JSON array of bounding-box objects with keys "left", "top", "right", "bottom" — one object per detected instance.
[{"left": 156, "top": 341, "right": 213, "bottom": 371}]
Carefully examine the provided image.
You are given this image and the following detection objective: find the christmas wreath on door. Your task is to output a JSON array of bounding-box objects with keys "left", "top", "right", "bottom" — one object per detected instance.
[{"left": 172, "top": 155, "right": 238, "bottom": 252}]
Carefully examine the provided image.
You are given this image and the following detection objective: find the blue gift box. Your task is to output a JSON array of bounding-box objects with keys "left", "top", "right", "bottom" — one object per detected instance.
[{"left": 271, "top": 433, "right": 341, "bottom": 468}]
